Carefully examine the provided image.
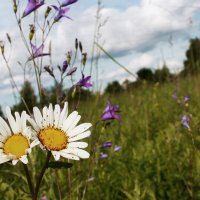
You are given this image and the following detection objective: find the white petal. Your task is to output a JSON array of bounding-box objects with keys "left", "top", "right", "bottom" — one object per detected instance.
[
  {"left": 58, "top": 102, "right": 68, "bottom": 128},
  {"left": 26, "top": 114, "right": 40, "bottom": 132},
  {"left": 52, "top": 151, "right": 61, "bottom": 161},
  {"left": 20, "top": 155, "right": 28, "bottom": 164},
  {"left": 30, "top": 139, "right": 40, "bottom": 148},
  {"left": 12, "top": 159, "right": 19, "bottom": 165},
  {"left": 54, "top": 105, "right": 61, "bottom": 128},
  {"left": 22, "top": 127, "right": 32, "bottom": 139},
  {"left": 63, "top": 148, "right": 90, "bottom": 159},
  {"left": 0, "top": 135, "right": 6, "bottom": 142},
  {"left": 0, "top": 142, "right": 3, "bottom": 148},
  {"left": 68, "top": 142, "right": 88, "bottom": 149},
  {"left": 6, "top": 107, "right": 18, "bottom": 133},
  {"left": 61, "top": 111, "right": 78, "bottom": 132},
  {"left": 60, "top": 151, "right": 80, "bottom": 160},
  {"left": 67, "top": 115, "right": 81, "bottom": 132},
  {"left": 48, "top": 104, "right": 54, "bottom": 127},
  {"left": 0, "top": 117, "right": 11, "bottom": 136},
  {"left": 0, "top": 156, "right": 10, "bottom": 164},
  {"left": 42, "top": 106, "right": 48, "bottom": 128},
  {"left": 74, "top": 148, "right": 90, "bottom": 159},
  {"left": 68, "top": 123, "right": 92, "bottom": 138},
  {"left": 15, "top": 112, "right": 22, "bottom": 132},
  {"left": 33, "top": 107, "right": 43, "bottom": 129},
  {"left": 21, "top": 111, "right": 27, "bottom": 132},
  {"left": 0, "top": 123, "right": 9, "bottom": 137},
  {"left": 68, "top": 131, "right": 91, "bottom": 142}
]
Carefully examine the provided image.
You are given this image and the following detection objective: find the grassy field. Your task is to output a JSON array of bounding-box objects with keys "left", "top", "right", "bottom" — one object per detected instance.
[{"left": 1, "top": 75, "right": 200, "bottom": 200}]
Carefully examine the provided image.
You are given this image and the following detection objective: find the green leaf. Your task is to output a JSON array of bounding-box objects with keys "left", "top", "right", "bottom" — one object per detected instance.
[{"left": 48, "top": 162, "right": 73, "bottom": 169}]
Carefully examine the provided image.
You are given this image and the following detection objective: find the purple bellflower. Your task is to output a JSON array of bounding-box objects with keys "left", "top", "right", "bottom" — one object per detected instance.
[
  {"left": 23, "top": 0, "right": 45, "bottom": 18},
  {"left": 60, "top": 0, "right": 78, "bottom": 7},
  {"left": 100, "top": 152, "right": 108, "bottom": 159},
  {"left": 114, "top": 145, "right": 121, "bottom": 152},
  {"left": 30, "top": 43, "right": 50, "bottom": 60},
  {"left": 181, "top": 115, "right": 190, "bottom": 130},
  {"left": 100, "top": 141, "right": 112, "bottom": 148},
  {"left": 52, "top": 6, "right": 71, "bottom": 22},
  {"left": 101, "top": 101, "right": 120, "bottom": 121},
  {"left": 77, "top": 74, "right": 92, "bottom": 88}
]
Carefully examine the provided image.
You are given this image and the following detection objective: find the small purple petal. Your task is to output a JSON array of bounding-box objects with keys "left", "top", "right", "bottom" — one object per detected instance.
[
  {"left": 67, "top": 67, "right": 77, "bottom": 76},
  {"left": 41, "top": 196, "right": 47, "bottom": 200},
  {"left": 100, "top": 141, "right": 112, "bottom": 148},
  {"left": 100, "top": 152, "right": 108, "bottom": 159},
  {"left": 53, "top": 6, "right": 71, "bottom": 22},
  {"left": 181, "top": 115, "right": 190, "bottom": 129},
  {"left": 114, "top": 145, "right": 121, "bottom": 152},
  {"left": 77, "top": 75, "right": 93, "bottom": 88},
  {"left": 61, "top": 0, "right": 78, "bottom": 7}
]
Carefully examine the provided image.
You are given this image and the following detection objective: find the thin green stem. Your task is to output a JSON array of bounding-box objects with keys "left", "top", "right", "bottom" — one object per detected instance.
[
  {"left": 34, "top": 151, "right": 51, "bottom": 200},
  {"left": 23, "top": 164, "right": 34, "bottom": 198}
]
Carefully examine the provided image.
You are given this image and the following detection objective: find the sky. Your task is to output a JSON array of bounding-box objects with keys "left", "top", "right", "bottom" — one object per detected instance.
[{"left": 0, "top": 0, "right": 200, "bottom": 107}]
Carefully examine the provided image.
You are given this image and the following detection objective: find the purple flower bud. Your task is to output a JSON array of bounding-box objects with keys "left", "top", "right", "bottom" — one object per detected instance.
[
  {"left": 100, "top": 152, "right": 108, "bottom": 159},
  {"left": 100, "top": 141, "right": 112, "bottom": 148},
  {"left": 62, "top": 60, "right": 68, "bottom": 73},
  {"left": 101, "top": 101, "right": 120, "bottom": 121},
  {"left": 183, "top": 96, "right": 190, "bottom": 102}
]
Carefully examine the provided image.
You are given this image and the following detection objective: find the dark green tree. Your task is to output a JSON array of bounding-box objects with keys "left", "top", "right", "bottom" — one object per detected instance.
[
  {"left": 105, "top": 81, "right": 124, "bottom": 94},
  {"left": 183, "top": 38, "right": 200, "bottom": 74},
  {"left": 12, "top": 80, "right": 37, "bottom": 113},
  {"left": 154, "top": 64, "right": 171, "bottom": 82},
  {"left": 137, "top": 68, "right": 154, "bottom": 81}
]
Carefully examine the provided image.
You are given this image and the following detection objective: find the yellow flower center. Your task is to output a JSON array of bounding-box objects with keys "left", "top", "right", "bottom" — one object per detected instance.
[
  {"left": 38, "top": 128, "right": 68, "bottom": 151},
  {"left": 3, "top": 134, "right": 29, "bottom": 159}
]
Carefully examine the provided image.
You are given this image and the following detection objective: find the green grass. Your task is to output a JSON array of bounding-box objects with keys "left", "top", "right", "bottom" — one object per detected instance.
[{"left": 2, "top": 75, "right": 200, "bottom": 199}]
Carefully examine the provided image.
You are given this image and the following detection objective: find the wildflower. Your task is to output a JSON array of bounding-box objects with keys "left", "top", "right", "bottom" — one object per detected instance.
[
  {"left": 0, "top": 107, "right": 39, "bottom": 165},
  {"left": 52, "top": 6, "right": 71, "bottom": 22},
  {"left": 62, "top": 60, "right": 68, "bottom": 73},
  {"left": 183, "top": 96, "right": 190, "bottom": 102},
  {"left": 41, "top": 196, "right": 47, "bottom": 200},
  {"left": 27, "top": 102, "right": 92, "bottom": 160},
  {"left": 181, "top": 115, "right": 190, "bottom": 130},
  {"left": 77, "top": 74, "right": 92, "bottom": 88},
  {"left": 60, "top": 0, "right": 78, "bottom": 7},
  {"left": 100, "top": 141, "right": 112, "bottom": 148},
  {"left": 101, "top": 101, "right": 120, "bottom": 121},
  {"left": 114, "top": 145, "right": 121, "bottom": 152},
  {"left": 23, "top": 0, "right": 45, "bottom": 18},
  {"left": 100, "top": 152, "right": 108, "bottom": 159},
  {"left": 30, "top": 43, "right": 50, "bottom": 60}
]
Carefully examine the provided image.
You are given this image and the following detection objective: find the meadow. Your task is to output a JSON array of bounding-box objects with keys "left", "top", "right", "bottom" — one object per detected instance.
[
  {"left": 1, "top": 1, "right": 200, "bottom": 200},
  {"left": 1, "top": 74, "right": 200, "bottom": 199}
]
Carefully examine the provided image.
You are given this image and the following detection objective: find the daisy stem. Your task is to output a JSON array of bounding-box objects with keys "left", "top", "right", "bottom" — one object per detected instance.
[
  {"left": 34, "top": 151, "right": 51, "bottom": 200},
  {"left": 23, "top": 164, "right": 34, "bottom": 198}
]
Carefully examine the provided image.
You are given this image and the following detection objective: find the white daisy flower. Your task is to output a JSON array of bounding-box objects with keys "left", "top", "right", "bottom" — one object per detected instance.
[
  {"left": 0, "top": 107, "right": 39, "bottom": 165},
  {"left": 27, "top": 102, "right": 92, "bottom": 161}
]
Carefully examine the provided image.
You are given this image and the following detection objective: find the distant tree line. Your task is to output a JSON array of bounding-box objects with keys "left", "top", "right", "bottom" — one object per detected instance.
[{"left": 9, "top": 37, "right": 200, "bottom": 111}]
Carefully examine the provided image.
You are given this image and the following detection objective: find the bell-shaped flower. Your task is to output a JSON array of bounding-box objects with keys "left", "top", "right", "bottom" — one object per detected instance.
[
  {"left": 23, "top": 0, "right": 45, "bottom": 18},
  {"left": 101, "top": 101, "right": 120, "bottom": 121}
]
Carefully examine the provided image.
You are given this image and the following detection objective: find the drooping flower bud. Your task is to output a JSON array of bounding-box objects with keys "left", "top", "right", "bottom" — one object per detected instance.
[
  {"left": 45, "top": 6, "right": 52, "bottom": 18},
  {"left": 29, "top": 24, "right": 35, "bottom": 41}
]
